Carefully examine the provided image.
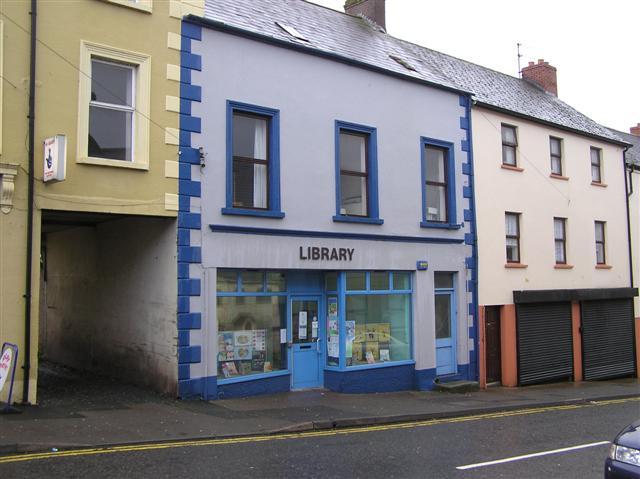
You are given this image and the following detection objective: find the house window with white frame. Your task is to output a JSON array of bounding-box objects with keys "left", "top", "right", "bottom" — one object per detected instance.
[
  {"left": 550, "top": 137, "right": 563, "bottom": 175},
  {"left": 77, "top": 41, "right": 151, "bottom": 169},
  {"left": 501, "top": 124, "right": 518, "bottom": 166},
  {"left": 505, "top": 212, "right": 521, "bottom": 263},
  {"left": 591, "top": 147, "right": 602, "bottom": 183},
  {"left": 554, "top": 217, "right": 567, "bottom": 264},
  {"left": 89, "top": 59, "right": 135, "bottom": 162}
]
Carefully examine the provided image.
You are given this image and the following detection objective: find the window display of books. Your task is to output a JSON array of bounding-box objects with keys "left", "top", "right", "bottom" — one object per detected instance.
[{"left": 218, "top": 329, "right": 269, "bottom": 378}]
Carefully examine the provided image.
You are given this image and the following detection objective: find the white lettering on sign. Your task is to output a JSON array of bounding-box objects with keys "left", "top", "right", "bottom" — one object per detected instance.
[{"left": 0, "top": 348, "right": 13, "bottom": 393}]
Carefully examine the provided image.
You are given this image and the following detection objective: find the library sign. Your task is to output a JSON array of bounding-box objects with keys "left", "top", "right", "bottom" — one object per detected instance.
[{"left": 299, "top": 246, "right": 355, "bottom": 262}]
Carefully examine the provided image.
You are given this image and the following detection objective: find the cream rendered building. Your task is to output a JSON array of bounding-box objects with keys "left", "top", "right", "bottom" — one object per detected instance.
[
  {"left": 470, "top": 62, "right": 636, "bottom": 387},
  {"left": 0, "top": 0, "right": 203, "bottom": 404}
]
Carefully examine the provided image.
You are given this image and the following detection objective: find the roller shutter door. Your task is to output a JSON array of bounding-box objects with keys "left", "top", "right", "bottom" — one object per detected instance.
[
  {"left": 581, "top": 299, "right": 636, "bottom": 380},
  {"left": 517, "top": 302, "right": 573, "bottom": 385}
]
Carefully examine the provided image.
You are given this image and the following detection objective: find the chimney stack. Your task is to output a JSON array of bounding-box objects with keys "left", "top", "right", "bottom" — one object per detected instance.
[
  {"left": 344, "top": 0, "right": 386, "bottom": 30},
  {"left": 630, "top": 123, "right": 640, "bottom": 136},
  {"left": 521, "top": 59, "right": 558, "bottom": 97}
]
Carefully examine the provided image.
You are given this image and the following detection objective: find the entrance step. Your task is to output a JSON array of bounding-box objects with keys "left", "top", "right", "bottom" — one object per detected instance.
[{"left": 434, "top": 380, "right": 479, "bottom": 393}]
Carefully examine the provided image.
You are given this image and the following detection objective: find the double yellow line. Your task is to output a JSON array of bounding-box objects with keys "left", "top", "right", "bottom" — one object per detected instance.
[{"left": 1, "top": 396, "right": 637, "bottom": 465}]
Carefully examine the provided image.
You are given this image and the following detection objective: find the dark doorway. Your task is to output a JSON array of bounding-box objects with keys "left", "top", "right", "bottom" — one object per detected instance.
[{"left": 485, "top": 306, "right": 502, "bottom": 384}]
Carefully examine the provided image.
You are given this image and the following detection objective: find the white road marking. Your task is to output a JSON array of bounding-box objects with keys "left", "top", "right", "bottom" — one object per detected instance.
[{"left": 456, "top": 441, "right": 610, "bottom": 470}]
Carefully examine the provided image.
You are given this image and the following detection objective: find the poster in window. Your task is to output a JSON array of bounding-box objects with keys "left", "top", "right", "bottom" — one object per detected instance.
[
  {"left": 327, "top": 337, "right": 339, "bottom": 358},
  {"left": 379, "top": 349, "right": 390, "bottom": 362},
  {"left": 222, "top": 362, "right": 238, "bottom": 378},
  {"left": 251, "top": 350, "right": 266, "bottom": 371},
  {"left": 329, "top": 319, "right": 339, "bottom": 337},
  {"left": 234, "top": 331, "right": 252, "bottom": 347},
  {"left": 365, "top": 351, "right": 375, "bottom": 364},
  {"left": 352, "top": 342, "right": 363, "bottom": 361},
  {"left": 218, "top": 332, "right": 234, "bottom": 352},
  {"left": 312, "top": 317, "right": 318, "bottom": 339},
  {"left": 235, "top": 346, "right": 252, "bottom": 361},
  {"left": 299, "top": 311, "right": 308, "bottom": 340},
  {"left": 365, "top": 342, "right": 379, "bottom": 362},
  {"left": 238, "top": 361, "right": 252, "bottom": 376},
  {"left": 373, "top": 324, "right": 391, "bottom": 342},
  {"left": 252, "top": 329, "right": 266, "bottom": 351},
  {"left": 328, "top": 297, "right": 338, "bottom": 317}
]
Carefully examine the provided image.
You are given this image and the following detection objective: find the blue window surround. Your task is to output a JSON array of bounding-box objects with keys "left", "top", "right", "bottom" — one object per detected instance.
[
  {"left": 216, "top": 270, "right": 288, "bottom": 386},
  {"left": 334, "top": 121, "right": 383, "bottom": 225},
  {"left": 331, "top": 271, "right": 413, "bottom": 371},
  {"left": 223, "top": 101, "right": 284, "bottom": 219},
  {"left": 420, "top": 137, "right": 460, "bottom": 230}
]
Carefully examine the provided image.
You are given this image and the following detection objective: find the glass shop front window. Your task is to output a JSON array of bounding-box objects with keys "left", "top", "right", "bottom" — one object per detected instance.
[
  {"left": 216, "top": 270, "right": 287, "bottom": 380},
  {"left": 344, "top": 271, "right": 412, "bottom": 367}
]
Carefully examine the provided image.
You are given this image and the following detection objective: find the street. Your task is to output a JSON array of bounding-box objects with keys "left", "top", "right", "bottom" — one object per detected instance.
[{"left": 1, "top": 397, "right": 637, "bottom": 479}]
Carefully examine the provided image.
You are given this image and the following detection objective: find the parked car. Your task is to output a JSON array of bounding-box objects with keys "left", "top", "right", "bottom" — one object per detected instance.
[{"left": 606, "top": 419, "right": 640, "bottom": 478}]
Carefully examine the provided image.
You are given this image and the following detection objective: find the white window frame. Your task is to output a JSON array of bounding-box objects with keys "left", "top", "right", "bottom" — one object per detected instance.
[
  {"left": 101, "top": 0, "right": 152, "bottom": 13},
  {"left": 77, "top": 41, "right": 151, "bottom": 170}
]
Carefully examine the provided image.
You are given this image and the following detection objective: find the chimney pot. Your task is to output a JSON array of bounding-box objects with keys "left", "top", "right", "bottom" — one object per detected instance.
[
  {"left": 344, "top": 0, "right": 386, "bottom": 30},
  {"left": 521, "top": 58, "right": 558, "bottom": 97},
  {"left": 630, "top": 123, "right": 640, "bottom": 136}
]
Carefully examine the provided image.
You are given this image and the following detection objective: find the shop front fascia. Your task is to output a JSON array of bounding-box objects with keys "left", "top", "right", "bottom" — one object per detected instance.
[{"left": 202, "top": 229, "right": 473, "bottom": 399}]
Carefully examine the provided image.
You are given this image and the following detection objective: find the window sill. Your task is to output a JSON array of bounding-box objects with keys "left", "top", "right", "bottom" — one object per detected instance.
[
  {"left": 217, "top": 370, "right": 290, "bottom": 385},
  {"left": 326, "top": 359, "right": 415, "bottom": 372},
  {"left": 595, "top": 264, "right": 613, "bottom": 269},
  {"left": 333, "top": 215, "right": 384, "bottom": 225},
  {"left": 101, "top": 0, "right": 152, "bottom": 13},
  {"left": 505, "top": 263, "right": 528, "bottom": 269},
  {"left": 221, "top": 208, "right": 285, "bottom": 219},
  {"left": 591, "top": 181, "right": 608, "bottom": 188},
  {"left": 554, "top": 264, "right": 574, "bottom": 269},
  {"left": 550, "top": 174, "right": 569, "bottom": 181},
  {"left": 77, "top": 156, "right": 149, "bottom": 170},
  {"left": 420, "top": 221, "right": 462, "bottom": 230},
  {"left": 501, "top": 164, "right": 524, "bottom": 172}
]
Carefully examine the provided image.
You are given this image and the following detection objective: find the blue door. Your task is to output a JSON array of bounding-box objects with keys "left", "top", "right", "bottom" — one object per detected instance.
[
  {"left": 435, "top": 291, "right": 457, "bottom": 375},
  {"left": 291, "top": 296, "right": 324, "bottom": 389}
]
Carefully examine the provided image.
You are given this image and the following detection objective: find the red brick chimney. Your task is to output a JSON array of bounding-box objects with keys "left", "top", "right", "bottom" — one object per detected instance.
[
  {"left": 521, "top": 59, "right": 558, "bottom": 97},
  {"left": 344, "top": 0, "right": 385, "bottom": 30},
  {"left": 630, "top": 123, "right": 640, "bottom": 136}
]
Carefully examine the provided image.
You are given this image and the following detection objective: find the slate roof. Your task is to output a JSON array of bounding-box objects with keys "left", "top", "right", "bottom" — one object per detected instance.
[
  {"left": 608, "top": 128, "right": 640, "bottom": 166},
  {"left": 201, "top": 0, "right": 626, "bottom": 145}
]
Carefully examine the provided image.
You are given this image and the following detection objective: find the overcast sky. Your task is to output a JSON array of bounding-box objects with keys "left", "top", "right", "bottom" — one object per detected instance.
[{"left": 307, "top": 0, "right": 638, "bottom": 133}]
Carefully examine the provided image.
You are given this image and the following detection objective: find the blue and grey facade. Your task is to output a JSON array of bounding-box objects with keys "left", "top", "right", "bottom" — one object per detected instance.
[{"left": 177, "top": 3, "right": 478, "bottom": 399}]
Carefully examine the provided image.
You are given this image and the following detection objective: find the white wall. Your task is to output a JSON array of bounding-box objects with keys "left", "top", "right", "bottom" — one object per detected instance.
[
  {"left": 473, "top": 108, "right": 630, "bottom": 306},
  {"left": 40, "top": 217, "right": 178, "bottom": 393},
  {"left": 190, "top": 29, "right": 475, "bottom": 373}
]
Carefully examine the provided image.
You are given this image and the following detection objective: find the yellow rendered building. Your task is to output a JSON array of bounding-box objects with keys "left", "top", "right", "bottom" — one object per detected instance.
[{"left": 0, "top": 0, "right": 203, "bottom": 404}]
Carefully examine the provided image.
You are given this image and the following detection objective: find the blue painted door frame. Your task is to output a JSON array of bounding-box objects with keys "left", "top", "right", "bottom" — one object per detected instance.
[
  {"left": 435, "top": 290, "right": 457, "bottom": 376},
  {"left": 290, "top": 295, "right": 325, "bottom": 389}
]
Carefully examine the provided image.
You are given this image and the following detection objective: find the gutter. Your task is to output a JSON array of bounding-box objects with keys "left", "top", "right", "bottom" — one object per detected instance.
[
  {"left": 623, "top": 146, "right": 634, "bottom": 289},
  {"left": 183, "top": 15, "right": 472, "bottom": 98},
  {"left": 23, "top": 0, "right": 37, "bottom": 405}
]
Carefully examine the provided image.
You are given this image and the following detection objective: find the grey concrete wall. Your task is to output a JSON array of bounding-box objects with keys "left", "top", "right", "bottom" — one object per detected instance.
[{"left": 40, "top": 217, "right": 178, "bottom": 394}]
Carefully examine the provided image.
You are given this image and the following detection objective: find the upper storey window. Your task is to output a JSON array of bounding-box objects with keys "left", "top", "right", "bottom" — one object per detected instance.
[
  {"left": 223, "top": 101, "right": 283, "bottom": 219},
  {"left": 501, "top": 124, "right": 518, "bottom": 166},
  {"left": 334, "top": 121, "right": 382, "bottom": 225},
  {"left": 550, "top": 137, "right": 563, "bottom": 175},
  {"left": 77, "top": 41, "right": 151, "bottom": 170},
  {"left": 590, "top": 147, "right": 602, "bottom": 184}
]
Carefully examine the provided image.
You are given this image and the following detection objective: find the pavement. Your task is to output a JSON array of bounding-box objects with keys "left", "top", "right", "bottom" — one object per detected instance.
[{"left": 1, "top": 363, "right": 639, "bottom": 455}]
